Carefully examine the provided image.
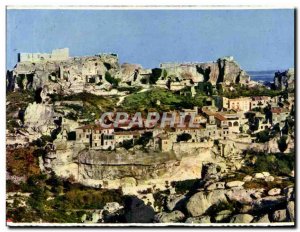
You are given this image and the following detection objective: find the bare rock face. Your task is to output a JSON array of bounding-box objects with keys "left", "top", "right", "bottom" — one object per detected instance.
[
  {"left": 186, "top": 190, "right": 227, "bottom": 217},
  {"left": 114, "top": 63, "right": 150, "bottom": 86},
  {"left": 12, "top": 54, "right": 119, "bottom": 95},
  {"left": 274, "top": 68, "right": 294, "bottom": 91},
  {"left": 24, "top": 102, "right": 56, "bottom": 135},
  {"left": 197, "top": 56, "right": 250, "bottom": 85}
]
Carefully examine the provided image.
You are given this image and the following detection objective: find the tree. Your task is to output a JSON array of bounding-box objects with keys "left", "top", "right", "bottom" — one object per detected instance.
[
  {"left": 105, "top": 72, "right": 119, "bottom": 87},
  {"left": 149, "top": 68, "right": 162, "bottom": 84},
  {"left": 277, "top": 136, "right": 288, "bottom": 153},
  {"left": 176, "top": 133, "right": 192, "bottom": 142},
  {"left": 256, "top": 130, "right": 270, "bottom": 143}
]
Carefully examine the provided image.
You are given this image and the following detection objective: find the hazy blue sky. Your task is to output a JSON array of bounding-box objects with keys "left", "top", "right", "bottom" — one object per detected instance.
[{"left": 7, "top": 9, "right": 294, "bottom": 71}]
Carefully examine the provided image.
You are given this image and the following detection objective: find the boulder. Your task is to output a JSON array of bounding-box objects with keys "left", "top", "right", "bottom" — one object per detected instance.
[
  {"left": 250, "top": 192, "right": 263, "bottom": 200},
  {"left": 103, "top": 202, "right": 122, "bottom": 214},
  {"left": 123, "top": 196, "right": 155, "bottom": 223},
  {"left": 214, "top": 210, "right": 232, "bottom": 222},
  {"left": 283, "top": 186, "right": 294, "bottom": 201},
  {"left": 286, "top": 201, "right": 295, "bottom": 222},
  {"left": 91, "top": 210, "right": 102, "bottom": 223},
  {"left": 254, "top": 173, "right": 265, "bottom": 179},
  {"left": 230, "top": 214, "right": 253, "bottom": 223},
  {"left": 185, "top": 216, "right": 211, "bottom": 224},
  {"left": 254, "top": 196, "right": 286, "bottom": 211},
  {"left": 154, "top": 210, "right": 185, "bottom": 223},
  {"left": 239, "top": 204, "right": 253, "bottom": 214},
  {"left": 186, "top": 190, "right": 227, "bottom": 217},
  {"left": 201, "top": 163, "right": 221, "bottom": 180},
  {"left": 262, "top": 172, "right": 270, "bottom": 177},
  {"left": 243, "top": 175, "right": 252, "bottom": 182},
  {"left": 81, "top": 214, "right": 87, "bottom": 223},
  {"left": 206, "top": 182, "right": 225, "bottom": 191},
  {"left": 24, "top": 103, "right": 55, "bottom": 134},
  {"left": 253, "top": 214, "right": 270, "bottom": 223},
  {"left": 272, "top": 209, "right": 287, "bottom": 222},
  {"left": 226, "top": 188, "right": 260, "bottom": 204},
  {"left": 268, "top": 188, "right": 281, "bottom": 196},
  {"left": 166, "top": 194, "right": 186, "bottom": 211},
  {"left": 226, "top": 181, "right": 245, "bottom": 188},
  {"left": 265, "top": 176, "right": 275, "bottom": 182}
]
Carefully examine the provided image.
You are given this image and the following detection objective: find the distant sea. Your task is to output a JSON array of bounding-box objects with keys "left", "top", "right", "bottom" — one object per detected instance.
[{"left": 247, "top": 70, "right": 278, "bottom": 83}]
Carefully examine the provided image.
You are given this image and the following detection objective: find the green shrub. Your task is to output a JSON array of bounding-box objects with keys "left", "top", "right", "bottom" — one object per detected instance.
[
  {"left": 105, "top": 72, "right": 120, "bottom": 87},
  {"left": 243, "top": 151, "right": 294, "bottom": 176}
]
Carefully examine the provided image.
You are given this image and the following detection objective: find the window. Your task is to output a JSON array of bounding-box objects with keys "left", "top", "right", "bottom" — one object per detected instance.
[
  {"left": 86, "top": 135, "right": 89, "bottom": 138},
  {"left": 95, "top": 143, "right": 97, "bottom": 147}
]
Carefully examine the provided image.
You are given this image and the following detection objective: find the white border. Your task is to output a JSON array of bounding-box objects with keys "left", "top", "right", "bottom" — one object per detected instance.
[
  {"left": 1, "top": 1, "right": 299, "bottom": 231},
  {"left": 7, "top": 222, "right": 295, "bottom": 227},
  {"left": 5, "top": 5, "right": 297, "bottom": 9}
]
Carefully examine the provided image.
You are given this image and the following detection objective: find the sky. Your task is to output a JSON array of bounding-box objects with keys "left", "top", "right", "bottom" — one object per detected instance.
[{"left": 6, "top": 9, "right": 294, "bottom": 71}]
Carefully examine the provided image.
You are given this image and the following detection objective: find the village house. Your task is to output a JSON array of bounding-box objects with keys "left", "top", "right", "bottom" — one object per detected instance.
[
  {"left": 222, "top": 97, "right": 251, "bottom": 112},
  {"left": 153, "top": 133, "right": 173, "bottom": 152},
  {"left": 75, "top": 124, "right": 115, "bottom": 150},
  {"left": 251, "top": 112, "right": 272, "bottom": 132},
  {"left": 271, "top": 107, "right": 290, "bottom": 124},
  {"left": 249, "top": 96, "right": 272, "bottom": 110},
  {"left": 114, "top": 131, "right": 140, "bottom": 146}
]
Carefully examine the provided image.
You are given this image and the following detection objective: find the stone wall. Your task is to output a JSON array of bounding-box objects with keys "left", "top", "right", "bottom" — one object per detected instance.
[{"left": 19, "top": 48, "right": 69, "bottom": 62}]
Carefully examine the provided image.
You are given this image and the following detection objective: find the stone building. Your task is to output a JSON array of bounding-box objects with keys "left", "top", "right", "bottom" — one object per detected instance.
[
  {"left": 75, "top": 124, "right": 115, "bottom": 150},
  {"left": 153, "top": 134, "right": 173, "bottom": 152},
  {"left": 114, "top": 131, "right": 140, "bottom": 146},
  {"left": 19, "top": 48, "right": 69, "bottom": 63},
  {"left": 250, "top": 96, "right": 272, "bottom": 110},
  {"left": 271, "top": 107, "right": 290, "bottom": 124},
  {"left": 223, "top": 97, "right": 251, "bottom": 112}
]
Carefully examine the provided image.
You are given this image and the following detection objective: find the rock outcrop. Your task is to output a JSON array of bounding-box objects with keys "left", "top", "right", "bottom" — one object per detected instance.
[
  {"left": 186, "top": 190, "right": 227, "bottom": 217},
  {"left": 274, "top": 68, "right": 294, "bottom": 91},
  {"left": 196, "top": 56, "right": 250, "bottom": 85},
  {"left": 24, "top": 102, "right": 56, "bottom": 135}
]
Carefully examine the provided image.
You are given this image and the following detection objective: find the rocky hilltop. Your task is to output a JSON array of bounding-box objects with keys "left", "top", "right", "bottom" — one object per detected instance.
[
  {"left": 273, "top": 68, "right": 295, "bottom": 91},
  {"left": 6, "top": 50, "right": 294, "bottom": 225},
  {"left": 7, "top": 53, "right": 250, "bottom": 99}
]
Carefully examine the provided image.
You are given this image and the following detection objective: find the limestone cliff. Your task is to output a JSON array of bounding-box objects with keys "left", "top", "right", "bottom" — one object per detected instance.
[
  {"left": 274, "top": 68, "right": 294, "bottom": 91},
  {"left": 9, "top": 53, "right": 251, "bottom": 100},
  {"left": 197, "top": 56, "right": 250, "bottom": 85}
]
